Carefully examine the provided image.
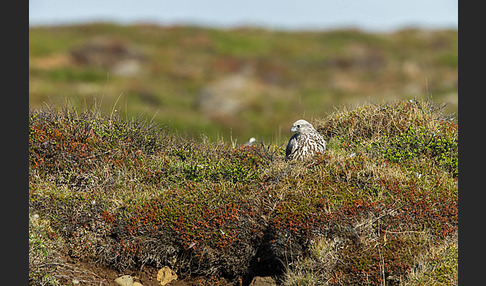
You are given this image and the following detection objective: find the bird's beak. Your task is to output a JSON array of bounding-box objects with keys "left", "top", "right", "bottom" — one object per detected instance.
[{"left": 291, "top": 126, "right": 297, "bottom": 132}]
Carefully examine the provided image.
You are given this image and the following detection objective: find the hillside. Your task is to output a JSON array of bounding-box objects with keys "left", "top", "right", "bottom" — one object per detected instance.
[
  {"left": 29, "top": 24, "right": 458, "bottom": 144},
  {"left": 29, "top": 99, "right": 457, "bottom": 285}
]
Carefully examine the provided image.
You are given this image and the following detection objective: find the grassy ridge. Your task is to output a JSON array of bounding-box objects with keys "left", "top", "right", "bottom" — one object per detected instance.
[
  {"left": 29, "top": 99, "right": 457, "bottom": 285},
  {"left": 29, "top": 24, "right": 458, "bottom": 144}
]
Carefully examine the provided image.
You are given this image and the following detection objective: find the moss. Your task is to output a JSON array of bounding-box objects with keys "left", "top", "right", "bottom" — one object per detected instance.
[{"left": 379, "top": 123, "right": 457, "bottom": 176}]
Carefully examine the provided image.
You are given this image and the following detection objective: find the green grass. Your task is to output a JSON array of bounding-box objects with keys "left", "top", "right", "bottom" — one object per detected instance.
[
  {"left": 29, "top": 99, "right": 457, "bottom": 285},
  {"left": 29, "top": 24, "right": 458, "bottom": 144}
]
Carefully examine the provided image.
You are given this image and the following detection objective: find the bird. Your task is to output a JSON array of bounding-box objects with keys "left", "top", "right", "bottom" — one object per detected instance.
[
  {"left": 285, "top": 119, "right": 326, "bottom": 161},
  {"left": 244, "top": 137, "right": 257, "bottom": 146}
]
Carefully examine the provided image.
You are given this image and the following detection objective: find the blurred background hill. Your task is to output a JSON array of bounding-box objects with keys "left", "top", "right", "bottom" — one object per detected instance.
[{"left": 29, "top": 1, "right": 458, "bottom": 144}]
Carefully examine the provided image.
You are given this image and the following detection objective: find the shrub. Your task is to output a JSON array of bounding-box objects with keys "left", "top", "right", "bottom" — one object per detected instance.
[
  {"left": 379, "top": 123, "right": 458, "bottom": 176},
  {"left": 316, "top": 99, "right": 454, "bottom": 145},
  {"left": 29, "top": 99, "right": 457, "bottom": 285}
]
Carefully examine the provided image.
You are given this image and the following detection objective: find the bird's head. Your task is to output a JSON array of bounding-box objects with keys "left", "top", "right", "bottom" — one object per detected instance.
[{"left": 290, "top": 119, "right": 315, "bottom": 134}]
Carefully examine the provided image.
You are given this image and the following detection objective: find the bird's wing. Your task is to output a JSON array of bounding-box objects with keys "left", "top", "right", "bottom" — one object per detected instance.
[
  {"left": 313, "top": 132, "right": 326, "bottom": 151},
  {"left": 286, "top": 134, "right": 299, "bottom": 158}
]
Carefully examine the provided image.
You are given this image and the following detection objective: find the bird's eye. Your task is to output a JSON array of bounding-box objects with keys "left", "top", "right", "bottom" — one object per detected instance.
[{"left": 297, "top": 125, "right": 300, "bottom": 128}]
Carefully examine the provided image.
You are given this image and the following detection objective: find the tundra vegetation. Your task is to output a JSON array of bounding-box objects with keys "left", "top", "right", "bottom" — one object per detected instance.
[
  {"left": 29, "top": 24, "right": 458, "bottom": 144},
  {"left": 29, "top": 99, "right": 457, "bottom": 285}
]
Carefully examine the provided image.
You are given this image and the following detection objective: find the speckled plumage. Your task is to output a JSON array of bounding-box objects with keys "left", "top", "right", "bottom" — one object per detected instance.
[{"left": 285, "top": 119, "right": 326, "bottom": 161}]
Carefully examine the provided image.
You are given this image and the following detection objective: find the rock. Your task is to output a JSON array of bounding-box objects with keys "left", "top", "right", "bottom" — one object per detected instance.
[
  {"left": 70, "top": 37, "right": 145, "bottom": 76},
  {"left": 157, "top": 266, "right": 178, "bottom": 286},
  {"left": 133, "top": 282, "right": 144, "bottom": 286},
  {"left": 249, "top": 276, "right": 276, "bottom": 286},
  {"left": 196, "top": 65, "right": 278, "bottom": 118},
  {"left": 115, "top": 275, "right": 134, "bottom": 286}
]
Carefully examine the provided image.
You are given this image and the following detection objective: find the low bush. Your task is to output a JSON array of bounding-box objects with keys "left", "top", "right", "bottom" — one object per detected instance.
[{"left": 29, "top": 99, "right": 457, "bottom": 285}]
